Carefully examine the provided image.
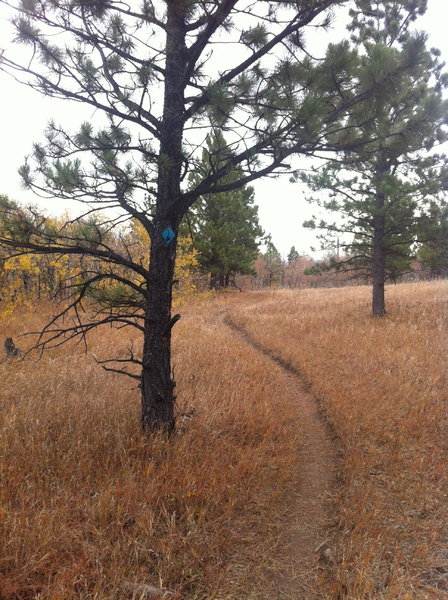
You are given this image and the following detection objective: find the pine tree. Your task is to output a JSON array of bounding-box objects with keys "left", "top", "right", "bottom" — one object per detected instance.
[
  {"left": 187, "top": 131, "right": 263, "bottom": 289},
  {"left": 263, "top": 237, "right": 284, "bottom": 287},
  {"left": 301, "top": 0, "right": 448, "bottom": 316},
  {"left": 287, "top": 246, "right": 300, "bottom": 265},
  {"left": 418, "top": 200, "right": 448, "bottom": 278},
  {"left": 0, "top": 1, "right": 424, "bottom": 431}
]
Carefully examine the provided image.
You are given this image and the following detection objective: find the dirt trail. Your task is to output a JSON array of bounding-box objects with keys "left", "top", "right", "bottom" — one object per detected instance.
[{"left": 225, "top": 314, "right": 340, "bottom": 598}]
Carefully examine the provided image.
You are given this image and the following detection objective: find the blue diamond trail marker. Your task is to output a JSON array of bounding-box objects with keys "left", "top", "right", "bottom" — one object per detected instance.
[{"left": 161, "top": 227, "right": 176, "bottom": 245}]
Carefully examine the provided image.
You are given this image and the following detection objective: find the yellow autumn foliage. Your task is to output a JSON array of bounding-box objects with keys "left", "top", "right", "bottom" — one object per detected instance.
[{"left": 0, "top": 216, "right": 202, "bottom": 314}]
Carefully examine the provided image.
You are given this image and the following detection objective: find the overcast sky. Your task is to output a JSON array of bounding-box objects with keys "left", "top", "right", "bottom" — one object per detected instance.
[{"left": 0, "top": 0, "right": 446, "bottom": 258}]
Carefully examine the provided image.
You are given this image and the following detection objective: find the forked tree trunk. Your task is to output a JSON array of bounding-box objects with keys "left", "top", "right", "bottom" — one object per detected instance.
[{"left": 140, "top": 1, "right": 188, "bottom": 432}]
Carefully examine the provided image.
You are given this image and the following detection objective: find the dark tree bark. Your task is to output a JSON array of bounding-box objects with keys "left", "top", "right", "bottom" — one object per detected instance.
[
  {"left": 141, "top": 231, "right": 178, "bottom": 433},
  {"left": 140, "top": 2, "right": 188, "bottom": 433},
  {"left": 208, "top": 272, "right": 228, "bottom": 290},
  {"left": 372, "top": 213, "right": 386, "bottom": 317},
  {"left": 372, "top": 162, "right": 387, "bottom": 317},
  {"left": 209, "top": 273, "right": 218, "bottom": 290}
]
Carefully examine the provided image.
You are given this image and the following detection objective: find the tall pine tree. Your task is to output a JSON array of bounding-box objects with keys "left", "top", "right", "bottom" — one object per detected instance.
[
  {"left": 263, "top": 236, "right": 284, "bottom": 287},
  {"left": 187, "top": 131, "right": 263, "bottom": 289},
  {"left": 301, "top": 0, "right": 448, "bottom": 315},
  {"left": 287, "top": 246, "right": 300, "bottom": 264}
]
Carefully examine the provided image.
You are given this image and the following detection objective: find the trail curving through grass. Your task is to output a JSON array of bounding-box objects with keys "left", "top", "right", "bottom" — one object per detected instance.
[{"left": 224, "top": 312, "right": 341, "bottom": 598}]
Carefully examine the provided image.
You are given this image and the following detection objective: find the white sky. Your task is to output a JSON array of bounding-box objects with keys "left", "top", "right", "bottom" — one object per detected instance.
[{"left": 0, "top": 0, "right": 446, "bottom": 259}]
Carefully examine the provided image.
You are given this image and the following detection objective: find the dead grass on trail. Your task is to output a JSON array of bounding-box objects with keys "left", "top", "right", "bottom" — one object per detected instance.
[
  {"left": 0, "top": 303, "right": 303, "bottom": 600},
  {"left": 228, "top": 281, "right": 448, "bottom": 599}
]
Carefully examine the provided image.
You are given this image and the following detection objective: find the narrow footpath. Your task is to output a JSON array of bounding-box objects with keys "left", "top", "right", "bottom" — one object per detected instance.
[{"left": 225, "top": 314, "right": 340, "bottom": 598}]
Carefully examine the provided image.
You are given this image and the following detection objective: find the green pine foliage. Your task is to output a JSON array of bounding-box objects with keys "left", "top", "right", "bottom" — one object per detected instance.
[
  {"left": 418, "top": 201, "right": 448, "bottom": 277},
  {"left": 300, "top": 0, "right": 448, "bottom": 313},
  {"left": 187, "top": 131, "right": 263, "bottom": 289},
  {"left": 262, "top": 237, "right": 284, "bottom": 287},
  {"left": 287, "top": 246, "right": 300, "bottom": 264}
]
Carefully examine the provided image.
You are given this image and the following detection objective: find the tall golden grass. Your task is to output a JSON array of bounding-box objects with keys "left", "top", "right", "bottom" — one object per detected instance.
[
  {"left": 1, "top": 302, "right": 304, "bottom": 599},
  {"left": 1, "top": 281, "right": 446, "bottom": 599},
  {"left": 228, "top": 281, "right": 447, "bottom": 599}
]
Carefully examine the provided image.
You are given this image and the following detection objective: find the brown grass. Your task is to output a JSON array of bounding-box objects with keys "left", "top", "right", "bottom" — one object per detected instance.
[
  {"left": 0, "top": 302, "right": 304, "bottom": 599},
  {"left": 227, "top": 281, "right": 448, "bottom": 599},
  {"left": 2, "top": 281, "right": 447, "bottom": 599}
]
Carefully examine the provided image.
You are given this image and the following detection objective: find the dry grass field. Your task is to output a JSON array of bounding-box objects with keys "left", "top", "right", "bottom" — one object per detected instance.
[
  {"left": 1, "top": 301, "right": 307, "bottom": 600},
  {"left": 227, "top": 280, "right": 448, "bottom": 599},
  {"left": 1, "top": 280, "right": 446, "bottom": 599}
]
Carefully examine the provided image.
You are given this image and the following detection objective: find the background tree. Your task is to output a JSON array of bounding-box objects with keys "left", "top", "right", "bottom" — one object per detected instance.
[
  {"left": 417, "top": 200, "right": 448, "bottom": 278},
  {"left": 187, "top": 130, "right": 263, "bottom": 289},
  {"left": 262, "top": 237, "right": 284, "bottom": 287},
  {"left": 0, "top": 0, "right": 421, "bottom": 431},
  {"left": 300, "top": 0, "right": 448, "bottom": 316},
  {"left": 284, "top": 253, "right": 317, "bottom": 288},
  {"left": 302, "top": 160, "right": 431, "bottom": 283},
  {"left": 287, "top": 246, "right": 300, "bottom": 265}
]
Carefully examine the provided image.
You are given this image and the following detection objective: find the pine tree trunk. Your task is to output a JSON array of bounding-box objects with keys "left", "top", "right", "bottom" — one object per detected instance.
[
  {"left": 209, "top": 273, "right": 218, "bottom": 289},
  {"left": 372, "top": 163, "right": 387, "bottom": 317},
  {"left": 140, "top": 1, "right": 187, "bottom": 433},
  {"left": 372, "top": 215, "right": 386, "bottom": 317},
  {"left": 141, "top": 231, "right": 178, "bottom": 433}
]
